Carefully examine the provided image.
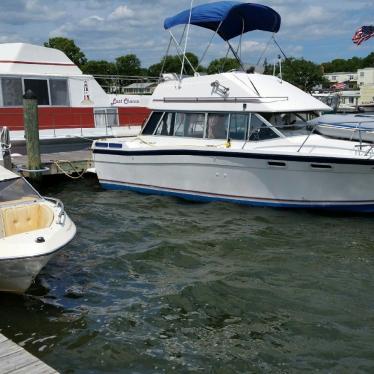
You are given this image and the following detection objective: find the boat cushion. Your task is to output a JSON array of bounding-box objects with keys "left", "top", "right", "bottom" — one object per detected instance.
[
  {"left": 1, "top": 203, "right": 54, "bottom": 237},
  {"left": 0, "top": 211, "right": 4, "bottom": 239}
]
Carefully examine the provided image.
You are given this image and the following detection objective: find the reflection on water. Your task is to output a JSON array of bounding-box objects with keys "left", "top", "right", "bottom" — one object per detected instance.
[{"left": 0, "top": 175, "right": 374, "bottom": 373}]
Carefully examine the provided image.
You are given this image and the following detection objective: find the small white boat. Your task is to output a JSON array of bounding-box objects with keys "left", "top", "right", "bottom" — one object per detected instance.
[
  {"left": 310, "top": 114, "right": 374, "bottom": 143},
  {"left": 0, "top": 166, "right": 76, "bottom": 293}
]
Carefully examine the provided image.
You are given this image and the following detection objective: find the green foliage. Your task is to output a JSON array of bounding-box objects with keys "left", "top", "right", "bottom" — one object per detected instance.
[
  {"left": 81, "top": 60, "right": 116, "bottom": 75},
  {"left": 147, "top": 52, "right": 199, "bottom": 76},
  {"left": 269, "top": 58, "right": 327, "bottom": 92},
  {"left": 115, "top": 54, "right": 142, "bottom": 76},
  {"left": 44, "top": 37, "right": 87, "bottom": 67},
  {"left": 321, "top": 52, "right": 374, "bottom": 73},
  {"left": 207, "top": 58, "right": 240, "bottom": 74}
]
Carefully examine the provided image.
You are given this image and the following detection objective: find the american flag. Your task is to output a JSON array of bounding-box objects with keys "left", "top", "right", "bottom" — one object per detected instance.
[{"left": 352, "top": 25, "right": 374, "bottom": 45}]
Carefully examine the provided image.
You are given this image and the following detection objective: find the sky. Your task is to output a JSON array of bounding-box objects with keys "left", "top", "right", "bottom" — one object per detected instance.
[{"left": 0, "top": 0, "right": 373, "bottom": 68}]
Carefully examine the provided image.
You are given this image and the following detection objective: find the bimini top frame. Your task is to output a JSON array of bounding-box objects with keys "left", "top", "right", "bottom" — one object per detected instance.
[{"left": 162, "top": 1, "right": 281, "bottom": 91}]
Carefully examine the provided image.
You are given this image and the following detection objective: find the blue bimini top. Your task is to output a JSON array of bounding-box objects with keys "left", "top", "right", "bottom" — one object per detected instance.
[{"left": 164, "top": 1, "right": 281, "bottom": 41}]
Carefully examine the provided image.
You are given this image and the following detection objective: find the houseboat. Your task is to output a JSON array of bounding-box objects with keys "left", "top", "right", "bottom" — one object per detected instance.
[{"left": 0, "top": 43, "right": 150, "bottom": 146}]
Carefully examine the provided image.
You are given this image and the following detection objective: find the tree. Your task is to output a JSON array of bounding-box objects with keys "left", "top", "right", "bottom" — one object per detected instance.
[
  {"left": 44, "top": 37, "right": 87, "bottom": 67},
  {"left": 148, "top": 52, "right": 200, "bottom": 77},
  {"left": 115, "top": 54, "right": 142, "bottom": 76},
  {"left": 276, "top": 58, "right": 327, "bottom": 92},
  {"left": 207, "top": 57, "right": 240, "bottom": 74},
  {"left": 81, "top": 60, "right": 116, "bottom": 75}
]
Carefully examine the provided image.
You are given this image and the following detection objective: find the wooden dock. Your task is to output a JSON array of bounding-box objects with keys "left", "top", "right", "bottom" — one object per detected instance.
[
  {"left": 0, "top": 333, "right": 58, "bottom": 373},
  {"left": 11, "top": 149, "right": 94, "bottom": 177}
]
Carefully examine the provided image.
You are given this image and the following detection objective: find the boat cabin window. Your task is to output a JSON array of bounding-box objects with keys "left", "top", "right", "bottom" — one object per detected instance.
[
  {"left": 174, "top": 113, "right": 205, "bottom": 138},
  {"left": 2, "top": 78, "right": 23, "bottom": 106},
  {"left": 229, "top": 114, "right": 248, "bottom": 140},
  {"left": 50, "top": 79, "right": 69, "bottom": 106},
  {"left": 0, "top": 178, "right": 39, "bottom": 205},
  {"left": 142, "top": 111, "right": 163, "bottom": 135},
  {"left": 206, "top": 114, "right": 229, "bottom": 139},
  {"left": 249, "top": 114, "right": 280, "bottom": 141},
  {"left": 24, "top": 79, "right": 49, "bottom": 105},
  {"left": 154, "top": 112, "right": 175, "bottom": 136}
]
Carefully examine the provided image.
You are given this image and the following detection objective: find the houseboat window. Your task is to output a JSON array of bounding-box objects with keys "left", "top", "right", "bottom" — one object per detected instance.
[
  {"left": 206, "top": 113, "right": 229, "bottom": 139},
  {"left": 50, "top": 79, "right": 69, "bottom": 106},
  {"left": 154, "top": 112, "right": 175, "bottom": 136},
  {"left": 94, "top": 108, "right": 119, "bottom": 128},
  {"left": 24, "top": 79, "right": 49, "bottom": 105},
  {"left": 229, "top": 113, "right": 248, "bottom": 140},
  {"left": 174, "top": 113, "right": 205, "bottom": 138},
  {"left": 248, "top": 114, "right": 279, "bottom": 141},
  {"left": 142, "top": 112, "right": 163, "bottom": 135},
  {"left": 2, "top": 78, "right": 22, "bottom": 106}
]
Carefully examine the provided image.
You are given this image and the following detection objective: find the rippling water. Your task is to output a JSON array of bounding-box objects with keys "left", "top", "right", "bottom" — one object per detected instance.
[{"left": 0, "top": 175, "right": 373, "bottom": 373}]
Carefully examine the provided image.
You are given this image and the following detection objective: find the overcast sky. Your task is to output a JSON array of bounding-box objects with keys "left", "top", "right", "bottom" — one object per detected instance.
[{"left": 1, "top": 0, "right": 373, "bottom": 67}]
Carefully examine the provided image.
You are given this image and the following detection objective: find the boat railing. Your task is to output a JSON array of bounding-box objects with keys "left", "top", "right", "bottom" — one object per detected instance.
[
  {"left": 43, "top": 197, "right": 66, "bottom": 224},
  {"left": 92, "top": 75, "right": 159, "bottom": 95}
]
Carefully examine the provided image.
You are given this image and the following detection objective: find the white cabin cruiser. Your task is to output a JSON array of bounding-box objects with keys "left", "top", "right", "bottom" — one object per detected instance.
[
  {"left": 0, "top": 166, "right": 76, "bottom": 293},
  {"left": 93, "top": 1, "right": 374, "bottom": 212}
]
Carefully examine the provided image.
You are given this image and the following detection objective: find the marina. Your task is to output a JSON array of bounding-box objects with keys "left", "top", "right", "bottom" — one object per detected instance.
[{"left": 0, "top": 0, "right": 374, "bottom": 373}]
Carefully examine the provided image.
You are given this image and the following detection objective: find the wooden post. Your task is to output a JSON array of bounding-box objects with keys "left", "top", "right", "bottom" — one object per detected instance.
[
  {"left": 23, "top": 89, "right": 41, "bottom": 181},
  {"left": 0, "top": 127, "right": 12, "bottom": 170}
]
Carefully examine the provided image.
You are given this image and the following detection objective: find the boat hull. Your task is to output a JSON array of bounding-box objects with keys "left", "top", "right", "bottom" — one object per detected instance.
[
  {"left": 0, "top": 253, "right": 54, "bottom": 293},
  {"left": 94, "top": 149, "right": 374, "bottom": 212}
]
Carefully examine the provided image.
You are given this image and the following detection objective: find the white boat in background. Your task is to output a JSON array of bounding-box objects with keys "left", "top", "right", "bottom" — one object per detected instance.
[
  {"left": 0, "top": 43, "right": 151, "bottom": 146},
  {"left": 93, "top": 1, "right": 374, "bottom": 213},
  {"left": 0, "top": 165, "right": 76, "bottom": 293},
  {"left": 310, "top": 114, "right": 374, "bottom": 142}
]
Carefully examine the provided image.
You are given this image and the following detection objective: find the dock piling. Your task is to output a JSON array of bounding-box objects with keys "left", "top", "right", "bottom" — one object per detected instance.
[{"left": 23, "top": 89, "right": 42, "bottom": 181}]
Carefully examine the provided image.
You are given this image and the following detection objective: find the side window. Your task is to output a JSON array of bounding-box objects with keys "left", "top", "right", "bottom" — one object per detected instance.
[
  {"left": 2, "top": 78, "right": 23, "bottom": 106},
  {"left": 249, "top": 114, "right": 279, "bottom": 141},
  {"left": 174, "top": 113, "right": 205, "bottom": 138},
  {"left": 141, "top": 112, "right": 163, "bottom": 135},
  {"left": 24, "top": 79, "right": 49, "bottom": 105},
  {"left": 229, "top": 114, "right": 248, "bottom": 140},
  {"left": 50, "top": 79, "right": 69, "bottom": 106},
  {"left": 154, "top": 112, "right": 175, "bottom": 136},
  {"left": 206, "top": 113, "right": 229, "bottom": 139}
]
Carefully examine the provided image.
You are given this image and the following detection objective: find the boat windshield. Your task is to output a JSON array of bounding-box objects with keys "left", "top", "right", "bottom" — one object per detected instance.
[{"left": 0, "top": 177, "right": 41, "bottom": 205}]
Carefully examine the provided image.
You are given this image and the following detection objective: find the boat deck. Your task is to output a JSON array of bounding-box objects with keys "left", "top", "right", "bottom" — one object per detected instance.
[{"left": 0, "top": 333, "right": 58, "bottom": 373}]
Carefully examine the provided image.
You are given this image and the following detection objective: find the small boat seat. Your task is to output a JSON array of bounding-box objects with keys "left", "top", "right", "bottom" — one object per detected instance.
[{"left": 0, "top": 203, "right": 54, "bottom": 237}]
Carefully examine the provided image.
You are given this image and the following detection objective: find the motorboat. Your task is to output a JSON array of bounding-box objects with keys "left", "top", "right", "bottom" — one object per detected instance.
[
  {"left": 0, "top": 43, "right": 151, "bottom": 151},
  {"left": 92, "top": 1, "right": 374, "bottom": 212},
  {"left": 310, "top": 114, "right": 374, "bottom": 143},
  {"left": 0, "top": 165, "right": 76, "bottom": 293}
]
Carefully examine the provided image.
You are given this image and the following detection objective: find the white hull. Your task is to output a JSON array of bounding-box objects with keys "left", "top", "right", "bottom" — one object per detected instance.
[
  {"left": 0, "top": 206, "right": 76, "bottom": 293},
  {"left": 0, "top": 253, "right": 54, "bottom": 293},
  {"left": 94, "top": 140, "right": 374, "bottom": 212}
]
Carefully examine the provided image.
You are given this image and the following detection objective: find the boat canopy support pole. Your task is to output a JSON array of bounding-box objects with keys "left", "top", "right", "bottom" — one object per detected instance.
[
  {"left": 227, "top": 40, "right": 261, "bottom": 97},
  {"left": 180, "top": 0, "right": 194, "bottom": 79},
  {"left": 196, "top": 20, "right": 223, "bottom": 71},
  {"left": 168, "top": 30, "right": 196, "bottom": 75}
]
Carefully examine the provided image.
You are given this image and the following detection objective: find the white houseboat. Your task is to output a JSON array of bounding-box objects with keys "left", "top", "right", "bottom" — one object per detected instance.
[
  {"left": 92, "top": 1, "right": 374, "bottom": 212},
  {"left": 0, "top": 43, "right": 150, "bottom": 144}
]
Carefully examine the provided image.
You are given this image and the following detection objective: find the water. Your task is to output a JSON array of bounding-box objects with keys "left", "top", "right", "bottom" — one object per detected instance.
[{"left": 1, "top": 176, "right": 374, "bottom": 373}]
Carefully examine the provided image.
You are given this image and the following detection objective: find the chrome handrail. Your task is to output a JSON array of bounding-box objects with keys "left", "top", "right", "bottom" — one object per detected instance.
[{"left": 43, "top": 196, "right": 66, "bottom": 224}]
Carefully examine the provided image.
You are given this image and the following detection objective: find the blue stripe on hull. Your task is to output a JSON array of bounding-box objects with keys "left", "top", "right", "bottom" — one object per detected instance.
[{"left": 100, "top": 182, "right": 374, "bottom": 213}]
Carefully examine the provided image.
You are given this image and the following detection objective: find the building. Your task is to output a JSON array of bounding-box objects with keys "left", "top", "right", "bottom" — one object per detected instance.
[
  {"left": 357, "top": 67, "right": 374, "bottom": 87},
  {"left": 324, "top": 72, "right": 358, "bottom": 89}
]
